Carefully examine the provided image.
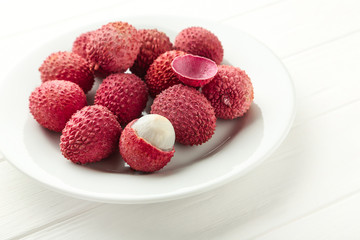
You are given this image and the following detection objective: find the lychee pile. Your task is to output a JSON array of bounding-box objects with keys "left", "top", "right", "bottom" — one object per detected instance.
[{"left": 28, "top": 21, "right": 254, "bottom": 173}]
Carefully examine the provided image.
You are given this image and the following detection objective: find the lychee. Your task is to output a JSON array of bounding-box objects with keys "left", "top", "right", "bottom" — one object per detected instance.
[
  {"left": 60, "top": 105, "right": 122, "bottom": 164},
  {"left": 145, "top": 50, "right": 186, "bottom": 97},
  {"left": 29, "top": 80, "right": 87, "bottom": 132},
  {"left": 202, "top": 65, "right": 254, "bottom": 119},
  {"left": 86, "top": 21, "right": 141, "bottom": 74},
  {"left": 174, "top": 26, "right": 224, "bottom": 65},
  {"left": 151, "top": 84, "right": 216, "bottom": 145},
  {"left": 39, "top": 51, "right": 94, "bottom": 93},
  {"left": 72, "top": 31, "right": 93, "bottom": 61},
  {"left": 130, "top": 29, "right": 173, "bottom": 78},
  {"left": 119, "top": 114, "right": 175, "bottom": 172},
  {"left": 171, "top": 54, "right": 218, "bottom": 87},
  {"left": 94, "top": 73, "right": 148, "bottom": 126}
]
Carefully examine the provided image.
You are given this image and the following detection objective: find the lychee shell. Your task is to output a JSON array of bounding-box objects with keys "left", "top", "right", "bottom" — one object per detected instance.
[
  {"left": 171, "top": 54, "right": 218, "bottom": 87},
  {"left": 145, "top": 50, "right": 186, "bottom": 97},
  {"left": 202, "top": 65, "right": 254, "bottom": 119},
  {"left": 120, "top": 120, "right": 175, "bottom": 172},
  {"left": 39, "top": 51, "right": 94, "bottom": 93},
  {"left": 94, "top": 73, "right": 148, "bottom": 125},
  {"left": 60, "top": 105, "right": 122, "bottom": 164},
  {"left": 151, "top": 84, "right": 216, "bottom": 145},
  {"left": 86, "top": 21, "right": 141, "bottom": 74},
  {"left": 29, "top": 80, "right": 87, "bottom": 132},
  {"left": 174, "top": 26, "right": 224, "bottom": 65},
  {"left": 130, "top": 29, "right": 173, "bottom": 78}
]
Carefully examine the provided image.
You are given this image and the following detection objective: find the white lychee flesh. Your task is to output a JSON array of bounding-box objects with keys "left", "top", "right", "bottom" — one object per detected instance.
[{"left": 131, "top": 114, "right": 175, "bottom": 151}]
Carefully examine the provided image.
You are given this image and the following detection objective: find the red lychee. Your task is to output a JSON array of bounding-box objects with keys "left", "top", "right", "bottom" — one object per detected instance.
[
  {"left": 130, "top": 29, "right": 173, "bottom": 78},
  {"left": 86, "top": 21, "right": 141, "bottom": 74},
  {"left": 94, "top": 73, "right": 148, "bottom": 126},
  {"left": 39, "top": 51, "right": 94, "bottom": 93},
  {"left": 29, "top": 80, "right": 87, "bottom": 132},
  {"left": 145, "top": 50, "right": 186, "bottom": 97},
  {"left": 60, "top": 105, "right": 122, "bottom": 164},
  {"left": 72, "top": 31, "right": 93, "bottom": 60},
  {"left": 151, "top": 84, "right": 216, "bottom": 145},
  {"left": 202, "top": 65, "right": 254, "bottom": 119},
  {"left": 174, "top": 26, "right": 224, "bottom": 65}
]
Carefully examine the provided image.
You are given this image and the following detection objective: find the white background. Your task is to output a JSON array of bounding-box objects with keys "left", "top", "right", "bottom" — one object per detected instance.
[{"left": 1, "top": 0, "right": 360, "bottom": 239}]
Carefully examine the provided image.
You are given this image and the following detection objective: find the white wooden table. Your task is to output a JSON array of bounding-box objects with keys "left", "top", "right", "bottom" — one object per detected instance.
[{"left": 1, "top": 0, "right": 360, "bottom": 239}]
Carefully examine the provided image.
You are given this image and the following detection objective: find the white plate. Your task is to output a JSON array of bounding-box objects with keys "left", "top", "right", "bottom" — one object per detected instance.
[{"left": 0, "top": 16, "right": 295, "bottom": 204}]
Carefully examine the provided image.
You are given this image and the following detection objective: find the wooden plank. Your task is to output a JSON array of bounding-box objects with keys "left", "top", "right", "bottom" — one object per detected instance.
[
  {"left": 285, "top": 32, "right": 360, "bottom": 127},
  {"left": 256, "top": 191, "right": 360, "bottom": 240},
  {"left": 222, "top": 0, "right": 360, "bottom": 58},
  {"left": 0, "top": 162, "right": 99, "bottom": 240}
]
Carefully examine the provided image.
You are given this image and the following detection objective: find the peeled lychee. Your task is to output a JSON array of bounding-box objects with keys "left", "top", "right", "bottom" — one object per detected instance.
[
  {"left": 145, "top": 50, "right": 186, "bottom": 97},
  {"left": 130, "top": 29, "right": 173, "bottom": 78},
  {"left": 171, "top": 54, "right": 218, "bottom": 87},
  {"left": 202, "top": 65, "right": 254, "bottom": 119},
  {"left": 86, "top": 21, "right": 141, "bottom": 74},
  {"left": 119, "top": 114, "right": 175, "bottom": 172},
  {"left": 94, "top": 73, "right": 148, "bottom": 125},
  {"left": 174, "top": 26, "right": 224, "bottom": 65},
  {"left": 39, "top": 51, "right": 94, "bottom": 93},
  {"left": 60, "top": 105, "right": 122, "bottom": 164},
  {"left": 29, "top": 80, "right": 87, "bottom": 132},
  {"left": 151, "top": 84, "right": 216, "bottom": 145},
  {"left": 132, "top": 114, "right": 175, "bottom": 151}
]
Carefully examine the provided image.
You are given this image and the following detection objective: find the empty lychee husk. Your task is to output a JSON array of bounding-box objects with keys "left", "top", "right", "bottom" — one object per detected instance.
[{"left": 171, "top": 54, "right": 218, "bottom": 87}]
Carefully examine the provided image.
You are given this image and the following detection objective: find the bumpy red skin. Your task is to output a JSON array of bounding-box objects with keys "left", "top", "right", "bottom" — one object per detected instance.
[
  {"left": 72, "top": 31, "right": 94, "bottom": 60},
  {"left": 86, "top": 21, "right": 141, "bottom": 74},
  {"left": 145, "top": 50, "right": 187, "bottom": 97},
  {"left": 94, "top": 73, "right": 148, "bottom": 126},
  {"left": 174, "top": 27, "right": 224, "bottom": 65},
  {"left": 29, "top": 80, "right": 87, "bottom": 132},
  {"left": 120, "top": 120, "right": 175, "bottom": 172},
  {"left": 130, "top": 29, "right": 173, "bottom": 78},
  {"left": 60, "top": 105, "right": 122, "bottom": 164},
  {"left": 202, "top": 65, "right": 254, "bottom": 119},
  {"left": 151, "top": 84, "right": 216, "bottom": 146},
  {"left": 72, "top": 31, "right": 112, "bottom": 78},
  {"left": 39, "top": 51, "right": 94, "bottom": 93}
]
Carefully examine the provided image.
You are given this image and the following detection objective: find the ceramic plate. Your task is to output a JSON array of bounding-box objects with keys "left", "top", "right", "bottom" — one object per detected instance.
[{"left": 0, "top": 16, "right": 295, "bottom": 204}]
